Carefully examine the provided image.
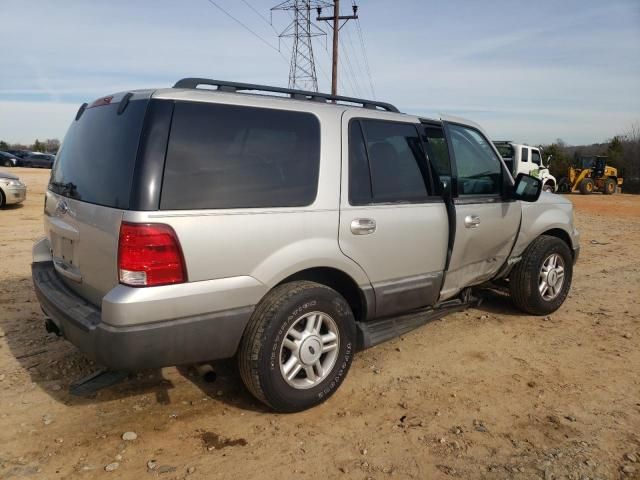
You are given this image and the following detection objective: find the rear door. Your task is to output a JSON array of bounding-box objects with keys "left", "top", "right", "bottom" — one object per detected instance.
[
  {"left": 45, "top": 94, "right": 150, "bottom": 306},
  {"left": 338, "top": 112, "right": 449, "bottom": 317},
  {"left": 439, "top": 120, "right": 521, "bottom": 300}
]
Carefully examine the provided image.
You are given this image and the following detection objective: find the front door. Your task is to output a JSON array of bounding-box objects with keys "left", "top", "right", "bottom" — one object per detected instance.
[
  {"left": 439, "top": 120, "right": 522, "bottom": 300},
  {"left": 338, "top": 112, "right": 449, "bottom": 318}
]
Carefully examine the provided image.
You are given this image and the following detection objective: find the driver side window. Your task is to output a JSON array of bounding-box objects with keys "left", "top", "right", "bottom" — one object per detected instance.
[{"left": 448, "top": 124, "right": 503, "bottom": 196}]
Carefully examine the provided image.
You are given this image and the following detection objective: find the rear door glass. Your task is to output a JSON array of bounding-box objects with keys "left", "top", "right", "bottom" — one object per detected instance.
[
  {"left": 358, "top": 119, "right": 430, "bottom": 203},
  {"left": 50, "top": 99, "right": 149, "bottom": 209},
  {"left": 160, "top": 102, "right": 320, "bottom": 210}
]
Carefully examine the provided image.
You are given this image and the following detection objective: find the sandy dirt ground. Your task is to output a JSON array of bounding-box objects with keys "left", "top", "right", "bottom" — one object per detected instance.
[{"left": 1, "top": 167, "right": 639, "bottom": 480}]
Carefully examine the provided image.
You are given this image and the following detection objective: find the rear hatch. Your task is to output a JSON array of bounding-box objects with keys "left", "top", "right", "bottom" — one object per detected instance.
[{"left": 45, "top": 93, "right": 151, "bottom": 306}]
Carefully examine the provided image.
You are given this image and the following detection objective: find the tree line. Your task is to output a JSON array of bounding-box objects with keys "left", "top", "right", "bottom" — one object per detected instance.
[
  {"left": 541, "top": 123, "right": 640, "bottom": 193},
  {"left": 0, "top": 138, "right": 61, "bottom": 154}
]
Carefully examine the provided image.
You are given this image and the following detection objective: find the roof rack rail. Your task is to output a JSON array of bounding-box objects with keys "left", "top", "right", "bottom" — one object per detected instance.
[{"left": 173, "top": 78, "right": 400, "bottom": 113}]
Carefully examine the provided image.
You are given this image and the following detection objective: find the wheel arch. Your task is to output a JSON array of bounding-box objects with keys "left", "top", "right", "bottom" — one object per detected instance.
[
  {"left": 540, "top": 228, "right": 575, "bottom": 259},
  {"left": 276, "top": 267, "right": 372, "bottom": 322}
]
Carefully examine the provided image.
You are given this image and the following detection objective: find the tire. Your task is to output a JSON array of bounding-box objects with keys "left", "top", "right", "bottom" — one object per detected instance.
[
  {"left": 3, "top": 159, "right": 13, "bottom": 167},
  {"left": 603, "top": 178, "right": 616, "bottom": 195},
  {"left": 509, "top": 235, "right": 573, "bottom": 315},
  {"left": 557, "top": 179, "right": 570, "bottom": 193},
  {"left": 0, "top": 189, "right": 5, "bottom": 208},
  {"left": 579, "top": 178, "right": 594, "bottom": 194},
  {"left": 542, "top": 183, "right": 554, "bottom": 193},
  {"left": 238, "top": 280, "right": 356, "bottom": 412}
]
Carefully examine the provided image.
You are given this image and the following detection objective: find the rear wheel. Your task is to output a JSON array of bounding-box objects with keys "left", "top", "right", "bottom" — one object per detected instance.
[
  {"left": 238, "top": 281, "right": 356, "bottom": 412},
  {"left": 3, "top": 159, "right": 13, "bottom": 167},
  {"left": 579, "top": 178, "right": 594, "bottom": 194},
  {"left": 542, "top": 183, "right": 554, "bottom": 193},
  {"left": 0, "top": 189, "right": 5, "bottom": 208},
  {"left": 509, "top": 235, "right": 573, "bottom": 315},
  {"left": 603, "top": 178, "right": 616, "bottom": 195}
]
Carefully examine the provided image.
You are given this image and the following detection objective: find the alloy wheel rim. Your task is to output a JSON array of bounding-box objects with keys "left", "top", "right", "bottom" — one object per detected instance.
[
  {"left": 539, "top": 253, "right": 566, "bottom": 301},
  {"left": 279, "top": 311, "right": 340, "bottom": 389}
]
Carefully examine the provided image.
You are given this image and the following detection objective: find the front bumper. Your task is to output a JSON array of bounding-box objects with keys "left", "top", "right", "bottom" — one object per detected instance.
[
  {"left": 32, "top": 261, "right": 254, "bottom": 370},
  {"left": 3, "top": 185, "right": 26, "bottom": 204}
]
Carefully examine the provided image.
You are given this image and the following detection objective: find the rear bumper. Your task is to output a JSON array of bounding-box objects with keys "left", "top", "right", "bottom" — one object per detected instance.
[{"left": 32, "top": 261, "right": 254, "bottom": 370}]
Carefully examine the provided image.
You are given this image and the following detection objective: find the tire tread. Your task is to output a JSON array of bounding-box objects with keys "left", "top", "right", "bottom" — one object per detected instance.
[
  {"left": 238, "top": 281, "right": 340, "bottom": 410},
  {"left": 509, "top": 235, "right": 572, "bottom": 315}
]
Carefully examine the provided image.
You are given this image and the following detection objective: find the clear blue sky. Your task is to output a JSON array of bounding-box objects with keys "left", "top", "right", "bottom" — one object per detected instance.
[{"left": 1, "top": 0, "right": 639, "bottom": 145}]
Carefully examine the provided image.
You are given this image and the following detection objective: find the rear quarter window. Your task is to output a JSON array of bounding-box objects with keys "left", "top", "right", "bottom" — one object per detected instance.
[{"left": 160, "top": 102, "right": 321, "bottom": 210}]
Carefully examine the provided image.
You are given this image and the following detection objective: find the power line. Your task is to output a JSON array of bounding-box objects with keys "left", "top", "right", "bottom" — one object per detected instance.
[
  {"left": 203, "top": 0, "right": 288, "bottom": 63},
  {"left": 343, "top": 26, "right": 370, "bottom": 98},
  {"left": 354, "top": 15, "right": 376, "bottom": 98},
  {"left": 240, "top": 0, "right": 277, "bottom": 32},
  {"left": 339, "top": 35, "right": 363, "bottom": 97}
]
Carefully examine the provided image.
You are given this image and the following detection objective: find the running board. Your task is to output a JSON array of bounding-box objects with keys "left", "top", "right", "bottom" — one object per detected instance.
[{"left": 356, "top": 289, "right": 481, "bottom": 349}]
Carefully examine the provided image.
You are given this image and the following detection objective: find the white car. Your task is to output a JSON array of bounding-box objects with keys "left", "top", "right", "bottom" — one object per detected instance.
[
  {"left": 494, "top": 141, "right": 557, "bottom": 192},
  {"left": 0, "top": 171, "right": 27, "bottom": 207}
]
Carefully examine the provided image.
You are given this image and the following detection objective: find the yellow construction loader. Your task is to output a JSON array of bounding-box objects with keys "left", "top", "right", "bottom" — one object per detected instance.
[{"left": 558, "top": 156, "right": 623, "bottom": 194}]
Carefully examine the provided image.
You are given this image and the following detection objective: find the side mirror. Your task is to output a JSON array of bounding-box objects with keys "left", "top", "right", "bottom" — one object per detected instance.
[{"left": 513, "top": 173, "right": 542, "bottom": 202}]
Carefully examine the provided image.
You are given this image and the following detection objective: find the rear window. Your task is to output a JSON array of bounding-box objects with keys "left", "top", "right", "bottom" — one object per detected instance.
[
  {"left": 49, "top": 99, "right": 148, "bottom": 209},
  {"left": 160, "top": 102, "right": 320, "bottom": 210}
]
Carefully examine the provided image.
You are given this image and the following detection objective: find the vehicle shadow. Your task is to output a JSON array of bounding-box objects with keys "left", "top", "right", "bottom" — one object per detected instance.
[
  {"left": 0, "top": 203, "right": 24, "bottom": 210},
  {"left": 0, "top": 275, "right": 267, "bottom": 412},
  {"left": 474, "top": 287, "right": 526, "bottom": 317}
]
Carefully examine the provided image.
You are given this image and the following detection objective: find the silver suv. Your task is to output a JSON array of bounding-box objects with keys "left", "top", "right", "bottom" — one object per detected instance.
[{"left": 32, "top": 78, "right": 579, "bottom": 412}]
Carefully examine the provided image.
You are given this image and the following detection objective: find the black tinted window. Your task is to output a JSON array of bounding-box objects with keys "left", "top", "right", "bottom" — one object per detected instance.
[
  {"left": 50, "top": 99, "right": 149, "bottom": 208},
  {"left": 448, "top": 124, "right": 502, "bottom": 195},
  {"left": 359, "top": 120, "right": 429, "bottom": 202},
  {"left": 161, "top": 102, "right": 320, "bottom": 210},
  {"left": 531, "top": 150, "right": 541, "bottom": 165},
  {"left": 422, "top": 125, "right": 451, "bottom": 191},
  {"left": 521, "top": 147, "right": 529, "bottom": 163},
  {"left": 348, "top": 120, "right": 373, "bottom": 205}
]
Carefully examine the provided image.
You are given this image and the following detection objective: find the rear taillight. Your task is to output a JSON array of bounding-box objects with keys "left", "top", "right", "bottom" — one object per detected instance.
[{"left": 118, "top": 222, "right": 186, "bottom": 287}]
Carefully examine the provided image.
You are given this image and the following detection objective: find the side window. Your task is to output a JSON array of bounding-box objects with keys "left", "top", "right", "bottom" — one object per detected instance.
[
  {"left": 358, "top": 120, "right": 430, "bottom": 203},
  {"left": 521, "top": 147, "right": 530, "bottom": 163},
  {"left": 348, "top": 121, "right": 373, "bottom": 205},
  {"left": 161, "top": 102, "right": 320, "bottom": 210},
  {"left": 448, "top": 124, "right": 503, "bottom": 196},
  {"left": 531, "top": 149, "right": 541, "bottom": 166},
  {"left": 422, "top": 125, "right": 451, "bottom": 188}
]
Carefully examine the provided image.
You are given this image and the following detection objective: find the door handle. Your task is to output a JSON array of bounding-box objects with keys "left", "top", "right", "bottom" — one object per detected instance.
[
  {"left": 464, "top": 215, "right": 481, "bottom": 228},
  {"left": 350, "top": 218, "right": 376, "bottom": 235}
]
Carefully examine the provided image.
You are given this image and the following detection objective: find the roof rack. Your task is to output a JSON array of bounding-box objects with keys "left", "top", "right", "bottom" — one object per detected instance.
[{"left": 173, "top": 78, "right": 400, "bottom": 113}]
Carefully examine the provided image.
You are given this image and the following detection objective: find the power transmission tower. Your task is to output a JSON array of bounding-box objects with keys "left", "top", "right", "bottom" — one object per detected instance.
[
  {"left": 317, "top": 0, "right": 358, "bottom": 96},
  {"left": 272, "top": 1, "right": 331, "bottom": 92}
]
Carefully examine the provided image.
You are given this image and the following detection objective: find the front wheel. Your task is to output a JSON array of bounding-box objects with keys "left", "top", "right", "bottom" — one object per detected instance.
[
  {"left": 542, "top": 183, "right": 554, "bottom": 193},
  {"left": 238, "top": 281, "right": 356, "bottom": 412},
  {"left": 579, "top": 178, "right": 594, "bottom": 194},
  {"left": 3, "top": 159, "right": 13, "bottom": 167},
  {"left": 509, "top": 235, "right": 573, "bottom": 315}
]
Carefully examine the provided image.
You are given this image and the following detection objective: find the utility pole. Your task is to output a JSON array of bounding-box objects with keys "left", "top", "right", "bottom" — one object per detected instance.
[
  {"left": 272, "top": 1, "right": 331, "bottom": 92},
  {"left": 317, "top": 1, "right": 358, "bottom": 96}
]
